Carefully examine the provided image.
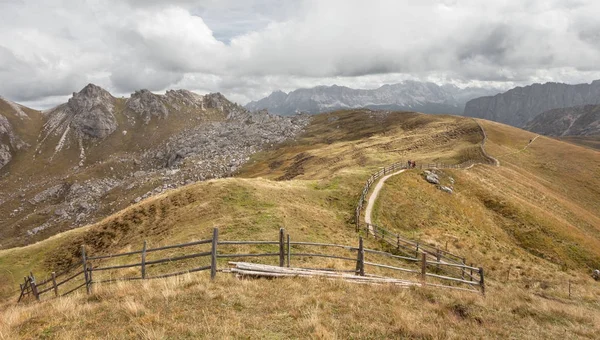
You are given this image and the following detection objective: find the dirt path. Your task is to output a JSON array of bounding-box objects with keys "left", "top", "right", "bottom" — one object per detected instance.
[
  {"left": 498, "top": 135, "right": 540, "bottom": 158},
  {"left": 364, "top": 169, "right": 406, "bottom": 233}
]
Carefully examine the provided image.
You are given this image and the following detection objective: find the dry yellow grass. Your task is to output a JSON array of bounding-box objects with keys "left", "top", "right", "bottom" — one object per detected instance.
[
  {"left": 2, "top": 272, "right": 600, "bottom": 339},
  {"left": 1, "top": 111, "right": 599, "bottom": 339}
]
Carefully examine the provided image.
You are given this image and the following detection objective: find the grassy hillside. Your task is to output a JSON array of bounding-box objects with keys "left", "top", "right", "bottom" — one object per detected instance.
[
  {"left": 558, "top": 135, "right": 600, "bottom": 150},
  {"left": 1, "top": 111, "right": 600, "bottom": 339}
]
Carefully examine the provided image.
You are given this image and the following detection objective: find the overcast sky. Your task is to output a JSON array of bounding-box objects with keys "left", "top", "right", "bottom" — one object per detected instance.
[{"left": 1, "top": 0, "right": 600, "bottom": 108}]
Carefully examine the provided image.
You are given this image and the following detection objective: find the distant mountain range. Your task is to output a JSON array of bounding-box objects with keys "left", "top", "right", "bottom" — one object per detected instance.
[
  {"left": 245, "top": 81, "right": 500, "bottom": 116},
  {"left": 464, "top": 80, "right": 600, "bottom": 128},
  {"left": 524, "top": 104, "right": 600, "bottom": 137}
]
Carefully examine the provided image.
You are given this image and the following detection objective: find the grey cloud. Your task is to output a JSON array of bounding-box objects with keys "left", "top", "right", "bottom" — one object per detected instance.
[
  {"left": 0, "top": 0, "right": 600, "bottom": 106},
  {"left": 109, "top": 65, "right": 184, "bottom": 93}
]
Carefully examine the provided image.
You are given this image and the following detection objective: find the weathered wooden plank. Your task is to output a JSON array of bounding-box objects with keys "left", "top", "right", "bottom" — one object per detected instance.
[
  {"left": 363, "top": 248, "right": 419, "bottom": 262},
  {"left": 425, "top": 272, "right": 480, "bottom": 286},
  {"left": 92, "top": 262, "right": 142, "bottom": 272},
  {"left": 421, "top": 253, "right": 427, "bottom": 282},
  {"left": 479, "top": 267, "right": 485, "bottom": 295},
  {"left": 291, "top": 253, "right": 356, "bottom": 261},
  {"left": 144, "top": 251, "right": 211, "bottom": 266},
  {"left": 289, "top": 241, "right": 357, "bottom": 251},
  {"left": 286, "top": 234, "right": 291, "bottom": 268},
  {"left": 279, "top": 228, "right": 285, "bottom": 267},
  {"left": 358, "top": 237, "right": 365, "bottom": 276},
  {"left": 55, "top": 270, "right": 84, "bottom": 287},
  {"left": 30, "top": 272, "right": 39, "bottom": 301},
  {"left": 217, "top": 253, "right": 279, "bottom": 258},
  {"left": 81, "top": 245, "right": 90, "bottom": 294},
  {"left": 218, "top": 240, "right": 279, "bottom": 245},
  {"left": 146, "top": 239, "right": 213, "bottom": 253},
  {"left": 51, "top": 272, "right": 58, "bottom": 297},
  {"left": 363, "top": 261, "right": 420, "bottom": 274},
  {"left": 87, "top": 250, "right": 143, "bottom": 260},
  {"left": 210, "top": 227, "right": 218, "bottom": 280},
  {"left": 61, "top": 282, "right": 87, "bottom": 297},
  {"left": 141, "top": 241, "right": 147, "bottom": 279}
]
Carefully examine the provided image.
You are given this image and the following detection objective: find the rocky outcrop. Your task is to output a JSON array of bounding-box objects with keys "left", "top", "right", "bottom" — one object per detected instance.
[
  {"left": 524, "top": 104, "right": 600, "bottom": 136},
  {"left": 126, "top": 89, "right": 169, "bottom": 123},
  {"left": 0, "top": 97, "right": 31, "bottom": 168},
  {"left": 42, "top": 83, "right": 117, "bottom": 142},
  {"left": 464, "top": 80, "right": 600, "bottom": 127},
  {"left": 0, "top": 85, "right": 311, "bottom": 247},
  {"left": 246, "top": 81, "right": 499, "bottom": 116}
]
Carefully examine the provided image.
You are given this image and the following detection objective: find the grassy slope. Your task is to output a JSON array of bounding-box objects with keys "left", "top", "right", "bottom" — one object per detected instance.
[
  {"left": 1, "top": 111, "right": 599, "bottom": 339},
  {"left": 558, "top": 135, "right": 600, "bottom": 150}
]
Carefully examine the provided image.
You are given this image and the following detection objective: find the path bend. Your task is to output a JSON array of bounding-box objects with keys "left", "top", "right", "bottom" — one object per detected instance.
[{"left": 364, "top": 169, "right": 405, "bottom": 232}]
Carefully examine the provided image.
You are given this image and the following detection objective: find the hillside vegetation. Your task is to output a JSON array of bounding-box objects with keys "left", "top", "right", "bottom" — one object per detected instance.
[{"left": 1, "top": 111, "right": 600, "bottom": 339}]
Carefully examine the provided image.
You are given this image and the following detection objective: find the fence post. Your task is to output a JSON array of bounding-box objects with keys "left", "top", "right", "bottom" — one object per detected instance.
[
  {"left": 479, "top": 267, "right": 485, "bottom": 295},
  {"left": 279, "top": 228, "right": 285, "bottom": 267},
  {"left": 397, "top": 235, "right": 400, "bottom": 251},
  {"left": 141, "top": 241, "right": 147, "bottom": 279},
  {"left": 23, "top": 276, "right": 29, "bottom": 294},
  {"left": 81, "top": 245, "right": 91, "bottom": 295},
  {"left": 286, "top": 234, "right": 291, "bottom": 268},
  {"left": 415, "top": 243, "right": 419, "bottom": 258},
  {"left": 51, "top": 272, "right": 58, "bottom": 297},
  {"left": 211, "top": 227, "right": 219, "bottom": 280},
  {"left": 461, "top": 258, "right": 466, "bottom": 280},
  {"left": 420, "top": 253, "right": 427, "bottom": 283},
  {"left": 355, "top": 237, "right": 365, "bottom": 276},
  {"left": 470, "top": 263, "right": 474, "bottom": 282},
  {"left": 436, "top": 249, "right": 441, "bottom": 271},
  {"left": 88, "top": 264, "right": 93, "bottom": 284},
  {"left": 30, "top": 273, "right": 39, "bottom": 301},
  {"left": 17, "top": 283, "right": 25, "bottom": 303}
]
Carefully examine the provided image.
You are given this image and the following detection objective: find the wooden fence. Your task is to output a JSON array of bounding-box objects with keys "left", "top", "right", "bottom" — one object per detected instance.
[{"left": 17, "top": 227, "right": 485, "bottom": 303}]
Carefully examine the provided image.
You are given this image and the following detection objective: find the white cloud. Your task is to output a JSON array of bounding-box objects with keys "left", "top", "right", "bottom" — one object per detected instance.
[{"left": 1, "top": 0, "right": 600, "bottom": 108}]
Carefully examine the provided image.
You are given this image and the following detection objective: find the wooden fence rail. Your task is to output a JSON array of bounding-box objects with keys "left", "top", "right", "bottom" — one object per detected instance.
[{"left": 17, "top": 227, "right": 484, "bottom": 303}]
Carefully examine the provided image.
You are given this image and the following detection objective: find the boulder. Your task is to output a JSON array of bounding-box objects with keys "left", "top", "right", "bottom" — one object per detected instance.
[
  {"left": 426, "top": 173, "right": 440, "bottom": 185},
  {"left": 440, "top": 186, "right": 453, "bottom": 194}
]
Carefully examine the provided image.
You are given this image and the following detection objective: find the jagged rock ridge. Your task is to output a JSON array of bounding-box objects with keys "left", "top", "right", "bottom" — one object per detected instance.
[
  {"left": 245, "top": 81, "right": 499, "bottom": 116},
  {"left": 464, "top": 80, "right": 600, "bottom": 127},
  {"left": 524, "top": 104, "right": 600, "bottom": 136}
]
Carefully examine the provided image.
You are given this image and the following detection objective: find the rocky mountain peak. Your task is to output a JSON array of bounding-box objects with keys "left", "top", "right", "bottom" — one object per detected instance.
[
  {"left": 165, "top": 89, "right": 205, "bottom": 110},
  {"left": 126, "top": 89, "right": 169, "bottom": 123}
]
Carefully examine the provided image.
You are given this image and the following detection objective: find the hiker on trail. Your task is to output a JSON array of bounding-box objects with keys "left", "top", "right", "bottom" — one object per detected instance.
[
  {"left": 412, "top": 161, "right": 416, "bottom": 169},
  {"left": 593, "top": 269, "right": 600, "bottom": 281},
  {"left": 407, "top": 160, "right": 411, "bottom": 168}
]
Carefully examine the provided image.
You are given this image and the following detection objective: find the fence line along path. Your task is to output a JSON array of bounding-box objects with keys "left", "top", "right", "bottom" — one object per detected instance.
[{"left": 16, "top": 227, "right": 485, "bottom": 303}]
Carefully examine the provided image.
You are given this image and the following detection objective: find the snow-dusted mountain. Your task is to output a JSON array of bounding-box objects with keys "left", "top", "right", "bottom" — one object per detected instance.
[{"left": 245, "top": 81, "right": 500, "bottom": 116}]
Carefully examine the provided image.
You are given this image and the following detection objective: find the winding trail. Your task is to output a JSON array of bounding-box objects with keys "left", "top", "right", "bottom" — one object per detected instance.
[
  {"left": 364, "top": 169, "right": 406, "bottom": 233},
  {"left": 498, "top": 134, "right": 540, "bottom": 158}
]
